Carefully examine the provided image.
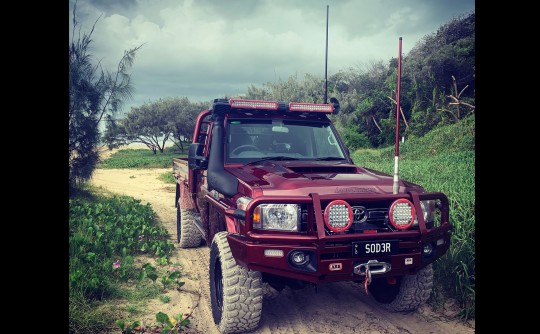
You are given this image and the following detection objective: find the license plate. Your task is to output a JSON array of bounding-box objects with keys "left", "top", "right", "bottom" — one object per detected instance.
[{"left": 352, "top": 240, "right": 399, "bottom": 257}]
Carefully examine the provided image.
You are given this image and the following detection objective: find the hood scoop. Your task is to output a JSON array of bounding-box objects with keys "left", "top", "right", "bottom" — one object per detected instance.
[{"left": 288, "top": 166, "right": 357, "bottom": 174}]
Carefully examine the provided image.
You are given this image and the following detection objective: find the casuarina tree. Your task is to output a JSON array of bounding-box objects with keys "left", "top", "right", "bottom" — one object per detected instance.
[{"left": 69, "top": 2, "right": 142, "bottom": 190}]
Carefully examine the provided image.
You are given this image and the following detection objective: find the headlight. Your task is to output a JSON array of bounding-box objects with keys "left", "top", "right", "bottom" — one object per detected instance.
[
  {"left": 412, "top": 200, "right": 436, "bottom": 227},
  {"left": 253, "top": 204, "right": 300, "bottom": 231}
]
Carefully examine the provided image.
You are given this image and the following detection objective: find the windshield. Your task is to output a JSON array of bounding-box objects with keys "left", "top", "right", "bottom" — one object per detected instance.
[{"left": 225, "top": 118, "right": 347, "bottom": 164}]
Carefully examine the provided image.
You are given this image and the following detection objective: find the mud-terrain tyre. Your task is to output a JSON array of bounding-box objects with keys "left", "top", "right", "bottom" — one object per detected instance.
[
  {"left": 368, "top": 264, "right": 433, "bottom": 311},
  {"left": 209, "top": 231, "right": 263, "bottom": 333},
  {"left": 176, "top": 205, "right": 203, "bottom": 248}
]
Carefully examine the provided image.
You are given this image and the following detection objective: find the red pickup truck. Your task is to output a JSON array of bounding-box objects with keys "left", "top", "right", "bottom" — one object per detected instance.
[{"left": 173, "top": 98, "right": 452, "bottom": 333}]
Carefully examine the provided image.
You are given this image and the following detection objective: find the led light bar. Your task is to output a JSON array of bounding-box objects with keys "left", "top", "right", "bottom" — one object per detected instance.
[
  {"left": 289, "top": 102, "right": 334, "bottom": 113},
  {"left": 229, "top": 99, "right": 279, "bottom": 110},
  {"left": 264, "top": 249, "right": 284, "bottom": 257}
]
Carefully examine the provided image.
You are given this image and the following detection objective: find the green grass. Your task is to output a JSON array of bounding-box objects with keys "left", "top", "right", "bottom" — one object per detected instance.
[
  {"left": 159, "top": 295, "right": 171, "bottom": 303},
  {"left": 69, "top": 184, "right": 184, "bottom": 334},
  {"left": 159, "top": 171, "right": 177, "bottom": 184},
  {"left": 99, "top": 145, "right": 188, "bottom": 169},
  {"left": 352, "top": 114, "right": 475, "bottom": 319},
  {"left": 97, "top": 145, "right": 182, "bottom": 184}
]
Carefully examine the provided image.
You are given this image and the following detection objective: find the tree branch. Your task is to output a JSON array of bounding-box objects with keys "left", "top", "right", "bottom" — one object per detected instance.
[
  {"left": 460, "top": 102, "right": 475, "bottom": 109},
  {"left": 458, "top": 85, "right": 469, "bottom": 98},
  {"left": 96, "top": 44, "right": 143, "bottom": 126},
  {"left": 371, "top": 115, "right": 382, "bottom": 132},
  {"left": 387, "top": 96, "right": 409, "bottom": 130},
  {"left": 437, "top": 108, "right": 460, "bottom": 122}
]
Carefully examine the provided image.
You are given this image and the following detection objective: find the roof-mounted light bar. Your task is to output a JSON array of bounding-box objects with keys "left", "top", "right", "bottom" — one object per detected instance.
[
  {"left": 229, "top": 99, "right": 279, "bottom": 110},
  {"left": 289, "top": 102, "right": 334, "bottom": 113},
  {"left": 223, "top": 98, "right": 337, "bottom": 115}
]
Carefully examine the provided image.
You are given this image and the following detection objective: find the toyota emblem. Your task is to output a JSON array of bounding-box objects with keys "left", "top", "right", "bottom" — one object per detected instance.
[{"left": 353, "top": 207, "right": 367, "bottom": 223}]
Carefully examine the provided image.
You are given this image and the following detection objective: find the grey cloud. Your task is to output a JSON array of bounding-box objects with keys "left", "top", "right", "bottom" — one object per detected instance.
[{"left": 69, "top": 0, "right": 475, "bottom": 114}]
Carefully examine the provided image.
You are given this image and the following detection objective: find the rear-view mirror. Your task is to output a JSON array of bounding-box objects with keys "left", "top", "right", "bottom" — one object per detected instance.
[{"left": 272, "top": 126, "right": 289, "bottom": 133}]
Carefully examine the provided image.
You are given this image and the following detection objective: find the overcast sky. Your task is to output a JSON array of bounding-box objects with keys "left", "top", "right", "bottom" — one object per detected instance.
[{"left": 68, "top": 0, "right": 475, "bottom": 114}]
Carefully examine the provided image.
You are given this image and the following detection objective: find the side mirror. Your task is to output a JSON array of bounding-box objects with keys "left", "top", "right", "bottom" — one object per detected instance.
[{"left": 188, "top": 143, "right": 208, "bottom": 170}]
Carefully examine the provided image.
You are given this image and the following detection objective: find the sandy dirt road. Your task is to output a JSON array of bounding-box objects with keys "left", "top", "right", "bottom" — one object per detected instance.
[{"left": 91, "top": 167, "right": 475, "bottom": 334}]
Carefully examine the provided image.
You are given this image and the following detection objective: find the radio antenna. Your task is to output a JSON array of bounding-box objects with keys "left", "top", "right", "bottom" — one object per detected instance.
[
  {"left": 324, "top": 5, "right": 329, "bottom": 104},
  {"left": 393, "top": 37, "right": 403, "bottom": 194}
]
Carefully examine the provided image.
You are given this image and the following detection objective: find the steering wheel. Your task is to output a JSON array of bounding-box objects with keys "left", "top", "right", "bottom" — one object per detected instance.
[{"left": 231, "top": 145, "right": 259, "bottom": 155}]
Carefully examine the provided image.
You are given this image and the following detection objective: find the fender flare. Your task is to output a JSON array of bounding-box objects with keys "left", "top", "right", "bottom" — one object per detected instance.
[{"left": 178, "top": 181, "right": 196, "bottom": 210}]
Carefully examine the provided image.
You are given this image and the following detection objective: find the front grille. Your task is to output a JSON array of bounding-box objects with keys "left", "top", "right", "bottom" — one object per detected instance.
[
  {"left": 348, "top": 206, "right": 393, "bottom": 232},
  {"left": 300, "top": 200, "right": 395, "bottom": 234}
]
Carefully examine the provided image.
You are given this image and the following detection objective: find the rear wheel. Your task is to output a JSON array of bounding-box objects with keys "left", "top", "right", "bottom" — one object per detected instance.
[
  {"left": 176, "top": 204, "right": 203, "bottom": 248},
  {"left": 368, "top": 264, "right": 433, "bottom": 311},
  {"left": 209, "top": 231, "right": 263, "bottom": 333}
]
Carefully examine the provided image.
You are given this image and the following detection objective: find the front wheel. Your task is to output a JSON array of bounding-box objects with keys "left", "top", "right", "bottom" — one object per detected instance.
[
  {"left": 176, "top": 205, "right": 203, "bottom": 248},
  {"left": 209, "top": 231, "right": 263, "bottom": 333},
  {"left": 368, "top": 264, "right": 434, "bottom": 311}
]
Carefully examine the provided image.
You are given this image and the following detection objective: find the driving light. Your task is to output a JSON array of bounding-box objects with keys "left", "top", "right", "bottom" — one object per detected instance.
[
  {"left": 289, "top": 102, "right": 334, "bottom": 113},
  {"left": 253, "top": 204, "right": 300, "bottom": 231},
  {"left": 389, "top": 199, "right": 416, "bottom": 230},
  {"left": 324, "top": 200, "right": 353, "bottom": 233},
  {"left": 230, "top": 99, "right": 278, "bottom": 110}
]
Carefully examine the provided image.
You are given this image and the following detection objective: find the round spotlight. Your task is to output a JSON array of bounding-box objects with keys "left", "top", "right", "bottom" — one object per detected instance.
[
  {"left": 324, "top": 200, "right": 353, "bottom": 233},
  {"left": 389, "top": 199, "right": 416, "bottom": 230}
]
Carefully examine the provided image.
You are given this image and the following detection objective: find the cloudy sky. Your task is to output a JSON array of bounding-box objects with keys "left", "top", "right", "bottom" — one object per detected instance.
[{"left": 69, "top": 0, "right": 475, "bottom": 114}]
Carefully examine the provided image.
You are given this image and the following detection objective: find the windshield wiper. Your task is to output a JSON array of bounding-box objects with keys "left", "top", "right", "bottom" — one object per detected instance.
[
  {"left": 245, "top": 156, "right": 299, "bottom": 166},
  {"left": 313, "top": 156, "right": 346, "bottom": 161}
]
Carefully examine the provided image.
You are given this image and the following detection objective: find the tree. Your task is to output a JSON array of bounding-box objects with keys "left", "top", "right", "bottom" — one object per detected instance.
[
  {"left": 104, "top": 97, "right": 207, "bottom": 153},
  {"left": 245, "top": 73, "right": 325, "bottom": 103},
  {"left": 403, "top": 13, "right": 475, "bottom": 135},
  {"left": 163, "top": 97, "right": 208, "bottom": 152},
  {"left": 437, "top": 75, "right": 475, "bottom": 122},
  {"left": 120, "top": 102, "right": 171, "bottom": 154},
  {"left": 69, "top": 2, "right": 142, "bottom": 188}
]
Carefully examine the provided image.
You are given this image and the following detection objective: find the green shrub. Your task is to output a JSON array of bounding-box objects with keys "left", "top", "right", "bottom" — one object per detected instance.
[
  {"left": 343, "top": 127, "right": 372, "bottom": 150},
  {"left": 159, "top": 172, "right": 177, "bottom": 184},
  {"left": 69, "top": 187, "right": 178, "bottom": 333}
]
